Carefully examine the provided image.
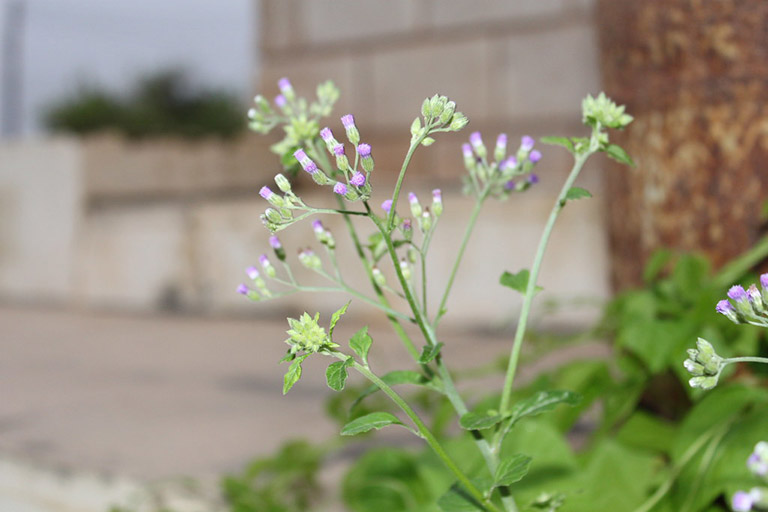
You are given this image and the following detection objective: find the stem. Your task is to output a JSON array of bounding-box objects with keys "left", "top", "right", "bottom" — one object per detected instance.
[
  {"left": 725, "top": 356, "right": 768, "bottom": 365},
  {"left": 387, "top": 133, "right": 425, "bottom": 231},
  {"left": 434, "top": 193, "right": 486, "bottom": 327},
  {"left": 352, "top": 361, "right": 502, "bottom": 512},
  {"left": 499, "top": 150, "right": 591, "bottom": 414},
  {"left": 680, "top": 425, "right": 729, "bottom": 512}
]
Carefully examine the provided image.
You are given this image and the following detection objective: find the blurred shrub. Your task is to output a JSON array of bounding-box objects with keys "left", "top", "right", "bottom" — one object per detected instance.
[{"left": 45, "top": 70, "right": 246, "bottom": 139}]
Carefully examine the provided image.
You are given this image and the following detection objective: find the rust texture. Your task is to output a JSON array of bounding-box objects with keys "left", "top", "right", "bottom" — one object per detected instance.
[{"left": 597, "top": 0, "right": 768, "bottom": 290}]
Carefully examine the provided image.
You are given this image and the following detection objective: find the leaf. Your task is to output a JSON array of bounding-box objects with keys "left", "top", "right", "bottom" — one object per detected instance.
[
  {"left": 494, "top": 454, "right": 532, "bottom": 487},
  {"left": 604, "top": 143, "right": 635, "bottom": 166},
  {"left": 283, "top": 354, "right": 309, "bottom": 394},
  {"left": 499, "top": 269, "right": 542, "bottom": 295},
  {"left": 350, "top": 370, "right": 442, "bottom": 410},
  {"left": 540, "top": 136, "right": 574, "bottom": 152},
  {"left": 341, "top": 412, "right": 403, "bottom": 436},
  {"left": 437, "top": 483, "right": 486, "bottom": 511},
  {"left": 326, "top": 358, "right": 352, "bottom": 392},
  {"left": 507, "top": 390, "right": 581, "bottom": 426},
  {"left": 564, "top": 187, "right": 592, "bottom": 202},
  {"left": 278, "top": 351, "right": 295, "bottom": 363},
  {"left": 329, "top": 301, "right": 351, "bottom": 339},
  {"left": 419, "top": 342, "right": 444, "bottom": 364},
  {"left": 410, "top": 117, "right": 421, "bottom": 136},
  {"left": 459, "top": 411, "right": 503, "bottom": 430},
  {"left": 349, "top": 327, "right": 373, "bottom": 366},
  {"left": 421, "top": 137, "right": 435, "bottom": 146}
]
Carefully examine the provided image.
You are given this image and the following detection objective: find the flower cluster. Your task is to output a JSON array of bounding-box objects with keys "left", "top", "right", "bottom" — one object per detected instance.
[
  {"left": 733, "top": 442, "right": 768, "bottom": 511},
  {"left": 461, "top": 132, "right": 541, "bottom": 198},
  {"left": 283, "top": 312, "right": 338, "bottom": 356},
  {"left": 716, "top": 274, "right": 768, "bottom": 327},
  {"left": 683, "top": 338, "right": 725, "bottom": 390}
]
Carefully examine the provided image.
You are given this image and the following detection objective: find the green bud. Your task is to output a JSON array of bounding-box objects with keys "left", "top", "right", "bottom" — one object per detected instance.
[
  {"left": 689, "top": 375, "right": 719, "bottom": 390},
  {"left": 440, "top": 101, "right": 456, "bottom": 124},
  {"left": 400, "top": 259, "right": 412, "bottom": 281},
  {"left": 420, "top": 208, "right": 432, "bottom": 232},
  {"left": 274, "top": 173, "right": 292, "bottom": 193},
  {"left": 312, "top": 170, "right": 331, "bottom": 186},
  {"left": 450, "top": 112, "right": 468, "bottom": 131},
  {"left": 407, "top": 247, "right": 418, "bottom": 264},
  {"left": 429, "top": 94, "right": 442, "bottom": 117},
  {"left": 410, "top": 117, "right": 422, "bottom": 137},
  {"left": 372, "top": 267, "right": 386, "bottom": 288},
  {"left": 298, "top": 249, "right": 323, "bottom": 272},
  {"left": 344, "top": 188, "right": 360, "bottom": 201},
  {"left": 335, "top": 154, "right": 349, "bottom": 171},
  {"left": 421, "top": 98, "right": 431, "bottom": 119},
  {"left": 361, "top": 155, "right": 374, "bottom": 173},
  {"left": 265, "top": 208, "right": 282, "bottom": 224}
]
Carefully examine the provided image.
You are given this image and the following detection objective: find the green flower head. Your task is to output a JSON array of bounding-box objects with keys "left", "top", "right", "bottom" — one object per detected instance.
[{"left": 284, "top": 312, "right": 339, "bottom": 354}]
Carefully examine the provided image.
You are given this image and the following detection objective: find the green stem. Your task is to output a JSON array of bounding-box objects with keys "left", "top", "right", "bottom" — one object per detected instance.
[
  {"left": 713, "top": 235, "right": 768, "bottom": 289},
  {"left": 499, "top": 150, "right": 591, "bottom": 414},
  {"left": 680, "top": 425, "right": 729, "bottom": 512},
  {"left": 434, "top": 193, "right": 486, "bottom": 327},
  {"left": 387, "top": 134, "right": 425, "bottom": 231},
  {"left": 352, "top": 361, "right": 502, "bottom": 512},
  {"left": 725, "top": 356, "right": 768, "bottom": 365}
]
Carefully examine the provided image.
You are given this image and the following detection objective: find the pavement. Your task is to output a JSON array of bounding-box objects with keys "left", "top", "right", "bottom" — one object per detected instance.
[{"left": 0, "top": 305, "right": 609, "bottom": 511}]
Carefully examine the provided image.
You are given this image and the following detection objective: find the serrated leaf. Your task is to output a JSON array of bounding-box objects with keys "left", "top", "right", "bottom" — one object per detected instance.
[
  {"left": 540, "top": 136, "right": 574, "bottom": 152},
  {"left": 604, "top": 143, "right": 635, "bottom": 166},
  {"left": 341, "top": 412, "right": 403, "bottom": 436},
  {"left": 564, "top": 187, "right": 592, "bottom": 201},
  {"left": 421, "top": 137, "right": 435, "bottom": 146},
  {"left": 326, "top": 358, "right": 352, "bottom": 392},
  {"left": 494, "top": 454, "right": 532, "bottom": 487},
  {"left": 459, "top": 411, "right": 503, "bottom": 430},
  {"left": 507, "top": 390, "right": 581, "bottom": 426},
  {"left": 350, "top": 370, "right": 442, "bottom": 410},
  {"left": 437, "top": 482, "right": 487, "bottom": 512},
  {"left": 349, "top": 327, "right": 373, "bottom": 366},
  {"left": 329, "top": 301, "right": 351, "bottom": 339},
  {"left": 283, "top": 354, "right": 309, "bottom": 394},
  {"left": 499, "top": 269, "right": 543, "bottom": 295},
  {"left": 419, "top": 342, "right": 444, "bottom": 364}
]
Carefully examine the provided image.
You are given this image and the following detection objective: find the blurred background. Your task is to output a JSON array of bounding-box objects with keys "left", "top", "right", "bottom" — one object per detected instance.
[{"left": 1, "top": 1, "right": 767, "bottom": 511}]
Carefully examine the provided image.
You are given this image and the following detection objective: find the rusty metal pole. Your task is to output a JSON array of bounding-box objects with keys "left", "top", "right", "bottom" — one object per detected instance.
[{"left": 596, "top": 0, "right": 768, "bottom": 290}]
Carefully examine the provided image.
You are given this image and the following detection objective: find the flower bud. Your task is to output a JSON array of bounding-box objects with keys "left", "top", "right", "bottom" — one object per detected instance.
[
  {"left": 462, "top": 143, "right": 476, "bottom": 171},
  {"left": 469, "top": 132, "right": 486, "bottom": 159},
  {"left": 358, "top": 143, "right": 374, "bottom": 173},
  {"left": 341, "top": 114, "right": 360, "bottom": 145},
  {"left": 246, "top": 265, "right": 270, "bottom": 297},
  {"left": 449, "top": 112, "right": 468, "bottom": 131},
  {"left": 407, "top": 247, "right": 418, "bottom": 264},
  {"left": 274, "top": 173, "right": 292, "bottom": 193},
  {"left": 432, "top": 189, "right": 443, "bottom": 217},
  {"left": 333, "top": 182, "right": 347, "bottom": 196},
  {"left": 274, "top": 94, "right": 287, "bottom": 110},
  {"left": 312, "top": 219, "right": 336, "bottom": 249},
  {"left": 748, "top": 442, "right": 768, "bottom": 478},
  {"left": 401, "top": 218, "right": 413, "bottom": 241},
  {"left": 260, "top": 186, "right": 286, "bottom": 207},
  {"left": 372, "top": 267, "right": 386, "bottom": 288},
  {"left": 716, "top": 299, "right": 739, "bottom": 324},
  {"left": 269, "top": 235, "right": 286, "bottom": 261},
  {"left": 265, "top": 208, "right": 282, "bottom": 224},
  {"left": 381, "top": 199, "right": 393, "bottom": 215},
  {"left": 495, "top": 133, "right": 508, "bottom": 162},
  {"left": 529, "top": 150, "right": 542, "bottom": 163},
  {"left": 399, "top": 258, "right": 412, "bottom": 280},
  {"left": 408, "top": 192, "right": 422, "bottom": 218},
  {"left": 440, "top": 101, "right": 456, "bottom": 124},
  {"left": 311, "top": 170, "right": 331, "bottom": 186},
  {"left": 729, "top": 285, "right": 753, "bottom": 316},
  {"left": 350, "top": 171, "right": 366, "bottom": 187},
  {"left": 298, "top": 248, "right": 322, "bottom": 271},
  {"left": 749, "top": 284, "right": 765, "bottom": 313},
  {"left": 320, "top": 127, "right": 339, "bottom": 152},
  {"left": 420, "top": 208, "right": 433, "bottom": 232},
  {"left": 294, "top": 149, "right": 318, "bottom": 175},
  {"left": 521, "top": 135, "right": 535, "bottom": 152},
  {"left": 259, "top": 254, "right": 277, "bottom": 278},
  {"left": 278, "top": 77, "right": 294, "bottom": 101},
  {"left": 237, "top": 283, "right": 260, "bottom": 301}
]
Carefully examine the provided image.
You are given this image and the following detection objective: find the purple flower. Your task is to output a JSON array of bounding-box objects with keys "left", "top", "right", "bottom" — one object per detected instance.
[
  {"left": 350, "top": 172, "right": 366, "bottom": 187},
  {"left": 246, "top": 266, "right": 260, "bottom": 280},
  {"left": 333, "top": 144, "right": 345, "bottom": 156},
  {"left": 521, "top": 135, "right": 535, "bottom": 151},
  {"left": 294, "top": 149, "right": 308, "bottom": 162},
  {"left": 432, "top": 189, "right": 442, "bottom": 201},
  {"left": 269, "top": 236, "right": 282, "bottom": 249},
  {"left": 402, "top": 219, "right": 412, "bottom": 231},
  {"left": 381, "top": 199, "right": 393, "bottom": 213},
  {"left": 237, "top": 283, "right": 249, "bottom": 295},
  {"left": 278, "top": 77, "right": 292, "bottom": 94},
  {"left": 732, "top": 491, "right": 753, "bottom": 512},
  {"left": 504, "top": 180, "right": 516, "bottom": 190},
  {"left": 304, "top": 160, "right": 318, "bottom": 174},
  {"left": 408, "top": 192, "right": 419, "bottom": 204},
  {"left": 259, "top": 254, "right": 270, "bottom": 266},
  {"left": 259, "top": 186, "right": 273, "bottom": 200},
  {"left": 728, "top": 285, "right": 749, "bottom": 302},
  {"left": 462, "top": 143, "right": 473, "bottom": 159},
  {"left": 469, "top": 132, "right": 483, "bottom": 150},
  {"left": 333, "top": 182, "right": 347, "bottom": 195},
  {"left": 357, "top": 143, "right": 371, "bottom": 157},
  {"left": 501, "top": 156, "right": 518, "bottom": 171},
  {"left": 341, "top": 114, "right": 356, "bottom": 129},
  {"left": 320, "top": 127, "right": 333, "bottom": 142},
  {"left": 529, "top": 150, "right": 542, "bottom": 163},
  {"left": 716, "top": 299, "right": 733, "bottom": 314},
  {"left": 496, "top": 133, "right": 507, "bottom": 150},
  {"left": 528, "top": 173, "right": 539, "bottom": 184},
  {"left": 761, "top": 273, "right": 768, "bottom": 289},
  {"left": 274, "top": 94, "right": 287, "bottom": 108},
  {"left": 312, "top": 219, "right": 324, "bottom": 233}
]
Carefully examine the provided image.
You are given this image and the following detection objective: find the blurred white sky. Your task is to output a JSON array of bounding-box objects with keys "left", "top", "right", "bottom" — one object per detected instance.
[{"left": 1, "top": 0, "right": 255, "bottom": 136}]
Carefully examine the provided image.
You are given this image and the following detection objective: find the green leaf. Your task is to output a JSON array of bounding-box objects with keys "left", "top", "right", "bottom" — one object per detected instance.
[
  {"left": 410, "top": 117, "right": 421, "bottom": 137},
  {"left": 349, "top": 327, "right": 373, "bottom": 366},
  {"left": 341, "top": 412, "right": 403, "bottom": 436},
  {"left": 540, "top": 136, "right": 574, "bottom": 152},
  {"left": 564, "top": 187, "right": 592, "bottom": 202},
  {"left": 507, "top": 390, "right": 581, "bottom": 426},
  {"left": 278, "top": 351, "right": 295, "bottom": 363},
  {"left": 329, "top": 301, "right": 351, "bottom": 339},
  {"left": 283, "top": 354, "right": 309, "bottom": 394},
  {"left": 604, "top": 143, "right": 635, "bottom": 166},
  {"left": 643, "top": 249, "right": 673, "bottom": 283},
  {"left": 494, "top": 454, "right": 532, "bottom": 487},
  {"left": 499, "top": 269, "right": 542, "bottom": 295},
  {"left": 326, "top": 358, "right": 353, "bottom": 392},
  {"left": 350, "top": 370, "right": 442, "bottom": 410},
  {"left": 437, "top": 483, "right": 486, "bottom": 512},
  {"left": 459, "top": 411, "right": 503, "bottom": 430},
  {"left": 419, "top": 342, "right": 444, "bottom": 364},
  {"left": 421, "top": 136, "right": 435, "bottom": 146}
]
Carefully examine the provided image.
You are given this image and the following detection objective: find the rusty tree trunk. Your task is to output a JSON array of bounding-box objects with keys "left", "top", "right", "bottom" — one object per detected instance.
[{"left": 597, "top": 0, "right": 768, "bottom": 290}]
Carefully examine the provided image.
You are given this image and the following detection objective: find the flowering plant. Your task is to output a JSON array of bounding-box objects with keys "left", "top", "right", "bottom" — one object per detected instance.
[{"left": 238, "top": 78, "right": 635, "bottom": 512}]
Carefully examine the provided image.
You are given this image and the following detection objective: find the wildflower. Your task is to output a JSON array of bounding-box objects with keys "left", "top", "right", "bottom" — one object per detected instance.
[
  {"left": 259, "top": 254, "right": 277, "bottom": 278},
  {"left": 462, "top": 143, "right": 476, "bottom": 171},
  {"left": 728, "top": 285, "right": 748, "bottom": 302},
  {"left": 469, "top": 131, "right": 486, "bottom": 159},
  {"left": 432, "top": 189, "right": 443, "bottom": 217},
  {"left": 521, "top": 135, "right": 535, "bottom": 152},
  {"left": 401, "top": 218, "right": 413, "bottom": 241},
  {"left": 237, "top": 283, "right": 249, "bottom": 295},
  {"left": 528, "top": 174, "right": 539, "bottom": 184},
  {"left": 350, "top": 172, "right": 366, "bottom": 187},
  {"left": 274, "top": 94, "right": 287, "bottom": 109},
  {"left": 748, "top": 442, "right": 768, "bottom": 477},
  {"left": 733, "top": 491, "right": 754, "bottom": 512},
  {"left": 333, "top": 182, "right": 347, "bottom": 195},
  {"left": 278, "top": 77, "right": 294, "bottom": 100},
  {"left": 259, "top": 186, "right": 285, "bottom": 207},
  {"left": 358, "top": 143, "right": 374, "bottom": 173},
  {"left": 495, "top": 133, "right": 508, "bottom": 162},
  {"left": 372, "top": 267, "right": 386, "bottom": 287},
  {"left": 294, "top": 149, "right": 318, "bottom": 175},
  {"left": 246, "top": 266, "right": 260, "bottom": 280},
  {"left": 341, "top": 114, "right": 360, "bottom": 144},
  {"left": 684, "top": 337, "right": 724, "bottom": 390},
  {"left": 408, "top": 192, "right": 422, "bottom": 218},
  {"left": 320, "top": 127, "right": 334, "bottom": 143},
  {"left": 333, "top": 144, "right": 345, "bottom": 156},
  {"left": 529, "top": 150, "right": 542, "bottom": 163},
  {"left": 381, "top": 199, "right": 393, "bottom": 214}
]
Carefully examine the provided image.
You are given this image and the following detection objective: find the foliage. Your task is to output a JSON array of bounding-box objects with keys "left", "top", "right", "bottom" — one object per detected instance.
[{"left": 45, "top": 69, "right": 246, "bottom": 139}]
